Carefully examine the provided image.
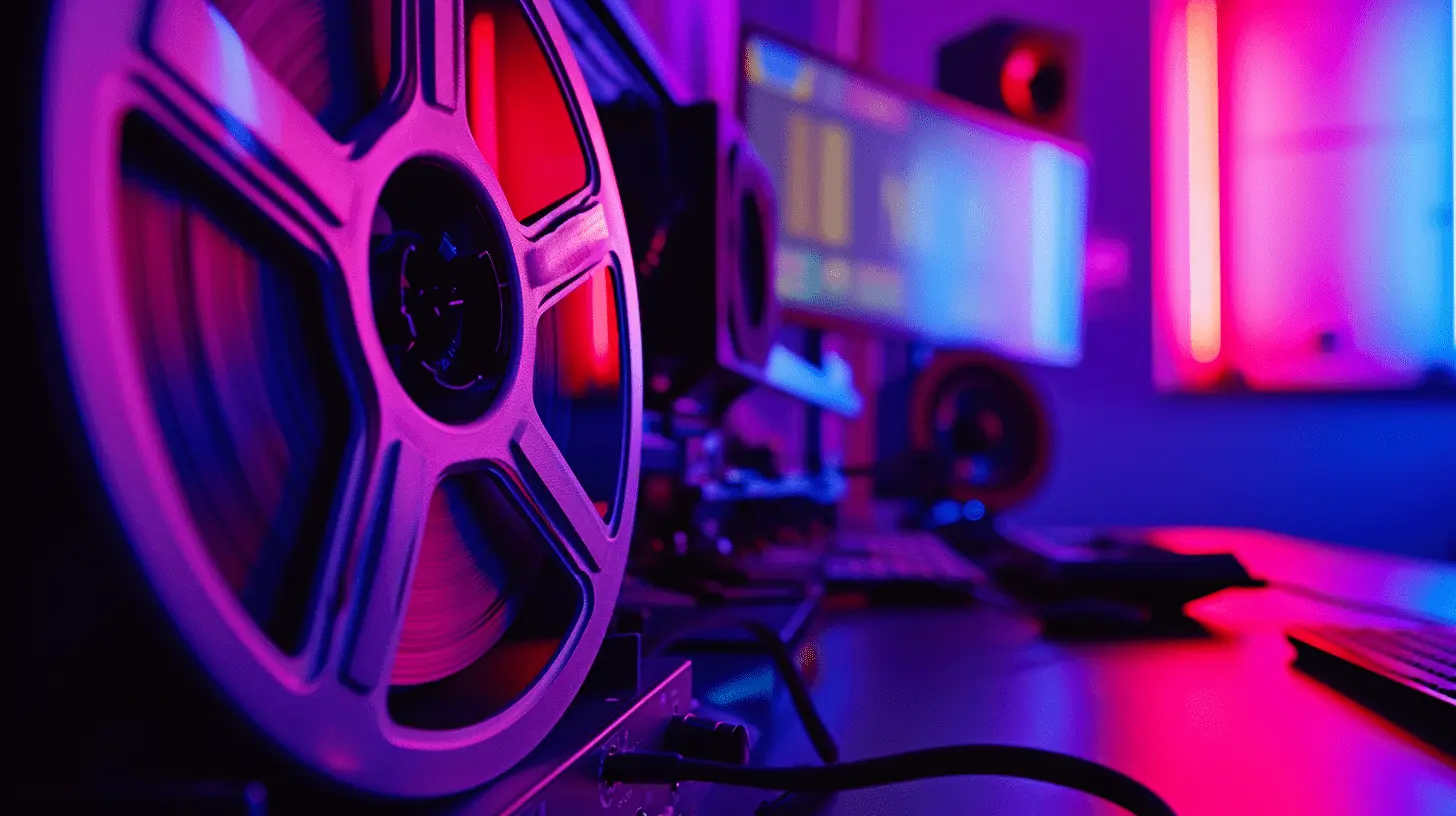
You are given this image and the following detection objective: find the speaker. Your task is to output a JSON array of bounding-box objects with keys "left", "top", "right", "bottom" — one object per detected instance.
[
  {"left": 605, "top": 100, "right": 781, "bottom": 417},
  {"left": 936, "top": 20, "right": 1078, "bottom": 137},
  {"left": 877, "top": 351, "right": 1051, "bottom": 514}
]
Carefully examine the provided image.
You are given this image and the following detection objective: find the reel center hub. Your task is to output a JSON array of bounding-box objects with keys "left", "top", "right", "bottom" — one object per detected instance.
[{"left": 370, "top": 161, "right": 517, "bottom": 424}]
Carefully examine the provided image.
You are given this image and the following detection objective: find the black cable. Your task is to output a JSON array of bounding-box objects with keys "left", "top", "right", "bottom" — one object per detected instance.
[
  {"left": 602, "top": 746, "right": 1176, "bottom": 816},
  {"left": 1264, "top": 579, "right": 1453, "bottom": 627},
  {"left": 733, "top": 620, "right": 838, "bottom": 816},
  {"left": 732, "top": 619, "right": 840, "bottom": 765},
  {"left": 649, "top": 613, "right": 840, "bottom": 814},
  {"left": 651, "top": 617, "right": 839, "bottom": 765},
  {"left": 644, "top": 608, "right": 1173, "bottom": 814}
]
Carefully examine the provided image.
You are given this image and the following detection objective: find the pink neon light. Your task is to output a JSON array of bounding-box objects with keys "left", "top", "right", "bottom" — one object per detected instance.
[{"left": 1185, "top": 0, "right": 1221, "bottom": 364}]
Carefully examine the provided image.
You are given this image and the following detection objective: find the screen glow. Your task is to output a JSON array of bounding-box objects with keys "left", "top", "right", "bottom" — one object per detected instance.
[{"left": 743, "top": 34, "right": 1090, "bottom": 365}]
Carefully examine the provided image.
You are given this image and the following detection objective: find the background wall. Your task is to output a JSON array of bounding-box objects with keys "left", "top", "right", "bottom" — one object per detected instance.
[
  {"left": 744, "top": 0, "right": 1456, "bottom": 559},
  {"left": 623, "top": 0, "right": 740, "bottom": 104}
]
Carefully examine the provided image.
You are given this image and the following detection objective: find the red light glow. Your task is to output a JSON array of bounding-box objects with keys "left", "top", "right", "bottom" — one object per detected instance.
[
  {"left": 467, "top": 13, "right": 499, "bottom": 170},
  {"left": 465, "top": 3, "right": 587, "bottom": 221},
  {"left": 1000, "top": 47, "right": 1041, "bottom": 121},
  {"left": 554, "top": 265, "right": 621, "bottom": 397}
]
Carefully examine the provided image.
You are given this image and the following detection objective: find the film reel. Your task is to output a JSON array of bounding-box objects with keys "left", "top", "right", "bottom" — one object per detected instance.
[{"left": 35, "top": 0, "right": 640, "bottom": 798}]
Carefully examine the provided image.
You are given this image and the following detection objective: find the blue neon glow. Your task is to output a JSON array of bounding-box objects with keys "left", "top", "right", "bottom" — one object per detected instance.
[
  {"left": 962, "top": 499, "right": 987, "bottom": 522},
  {"left": 748, "top": 39, "right": 810, "bottom": 96},
  {"left": 1031, "top": 142, "right": 1060, "bottom": 355},
  {"left": 906, "top": 132, "right": 986, "bottom": 344},
  {"left": 1361, "top": 2, "right": 1450, "bottom": 366},
  {"left": 931, "top": 500, "right": 962, "bottom": 527},
  {"left": 763, "top": 343, "right": 864, "bottom": 417},
  {"left": 1378, "top": 570, "right": 1456, "bottom": 626},
  {"left": 703, "top": 666, "right": 776, "bottom": 707}
]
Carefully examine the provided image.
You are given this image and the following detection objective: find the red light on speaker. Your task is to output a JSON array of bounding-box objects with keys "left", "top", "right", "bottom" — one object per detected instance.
[
  {"left": 997, "top": 41, "right": 1069, "bottom": 128},
  {"left": 939, "top": 22, "right": 1077, "bottom": 136},
  {"left": 1000, "top": 47, "right": 1041, "bottom": 120}
]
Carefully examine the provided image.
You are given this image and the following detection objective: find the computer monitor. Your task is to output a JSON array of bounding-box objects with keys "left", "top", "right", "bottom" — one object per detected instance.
[{"left": 741, "top": 31, "right": 1091, "bottom": 365}]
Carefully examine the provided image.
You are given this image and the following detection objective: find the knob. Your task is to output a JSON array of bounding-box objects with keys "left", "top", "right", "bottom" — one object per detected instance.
[{"left": 663, "top": 714, "right": 750, "bottom": 765}]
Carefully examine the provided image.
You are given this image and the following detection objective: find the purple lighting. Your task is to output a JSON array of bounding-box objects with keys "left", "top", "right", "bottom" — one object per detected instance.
[{"left": 1155, "top": 0, "right": 1456, "bottom": 391}]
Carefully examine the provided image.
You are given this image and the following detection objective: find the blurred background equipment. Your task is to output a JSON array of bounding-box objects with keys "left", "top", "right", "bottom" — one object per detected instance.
[
  {"left": 622, "top": 100, "right": 782, "bottom": 416},
  {"left": 936, "top": 19, "right": 1080, "bottom": 137},
  {"left": 726, "top": 22, "right": 1088, "bottom": 606},
  {"left": 741, "top": 30, "right": 1090, "bottom": 364},
  {"left": 557, "top": 0, "right": 863, "bottom": 605},
  {"left": 873, "top": 349, "right": 1053, "bottom": 528}
]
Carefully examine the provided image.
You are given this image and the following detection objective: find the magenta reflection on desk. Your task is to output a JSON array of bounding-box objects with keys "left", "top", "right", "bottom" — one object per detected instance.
[{"left": 705, "top": 528, "right": 1456, "bottom": 815}]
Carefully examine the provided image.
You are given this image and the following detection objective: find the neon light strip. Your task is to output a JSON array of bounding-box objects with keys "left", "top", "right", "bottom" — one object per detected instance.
[
  {"left": 1186, "top": 0, "right": 1221, "bottom": 364},
  {"left": 1452, "top": 0, "right": 1455, "bottom": 348}
]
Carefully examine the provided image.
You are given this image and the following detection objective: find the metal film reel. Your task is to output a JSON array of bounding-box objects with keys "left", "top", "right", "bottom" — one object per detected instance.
[{"left": 40, "top": 0, "right": 640, "bottom": 797}]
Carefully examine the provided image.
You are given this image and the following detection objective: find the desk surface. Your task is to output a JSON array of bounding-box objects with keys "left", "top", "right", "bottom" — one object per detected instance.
[{"left": 699, "top": 528, "right": 1456, "bottom": 815}]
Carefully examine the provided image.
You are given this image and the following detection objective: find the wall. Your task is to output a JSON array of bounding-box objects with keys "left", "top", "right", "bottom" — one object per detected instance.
[
  {"left": 747, "top": 0, "right": 1456, "bottom": 559},
  {"left": 623, "top": 0, "right": 739, "bottom": 104}
]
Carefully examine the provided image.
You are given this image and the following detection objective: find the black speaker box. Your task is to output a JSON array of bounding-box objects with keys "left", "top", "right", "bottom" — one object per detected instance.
[
  {"left": 602, "top": 101, "right": 780, "bottom": 418},
  {"left": 936, "top": 20, "right": 1079, "bottom": 137},
  {"left": 875, "top": 350, "right": 1051, "bottom": 513}
]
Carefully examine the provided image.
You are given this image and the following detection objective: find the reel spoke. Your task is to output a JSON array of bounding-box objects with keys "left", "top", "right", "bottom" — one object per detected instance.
[
  {"left": 525, "top": 200, "right": 613, "bottom": 311},
  {"left": 342, "top": 435, "right": 441, "bottom": 692},
  {"left": 143, "top": 0, "right": 358, "bottom": 238},
  {"left": 421, "top": 0, "right": 468, "bottom": 116},
  {"left": 509, "top": 414, "right": 615, "bottom": 573}
]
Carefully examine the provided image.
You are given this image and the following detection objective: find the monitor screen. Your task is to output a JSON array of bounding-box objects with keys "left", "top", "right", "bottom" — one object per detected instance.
[{"left": 741, "top": 32, "right": 1090, "bottom": 365}]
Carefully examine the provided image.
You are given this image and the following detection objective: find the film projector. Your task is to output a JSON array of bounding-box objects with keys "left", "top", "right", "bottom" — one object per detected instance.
[{"left": 12, "top": 0, "right": 812, "bottom": 812}]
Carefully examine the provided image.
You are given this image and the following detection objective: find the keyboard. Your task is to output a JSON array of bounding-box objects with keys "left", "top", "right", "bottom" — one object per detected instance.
[
  {"left": 1287, "top": 625, "right": 1456, "bottom": 755},
  {"left": 823, "top": 531, "right": 986, "bottom": 602}
]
